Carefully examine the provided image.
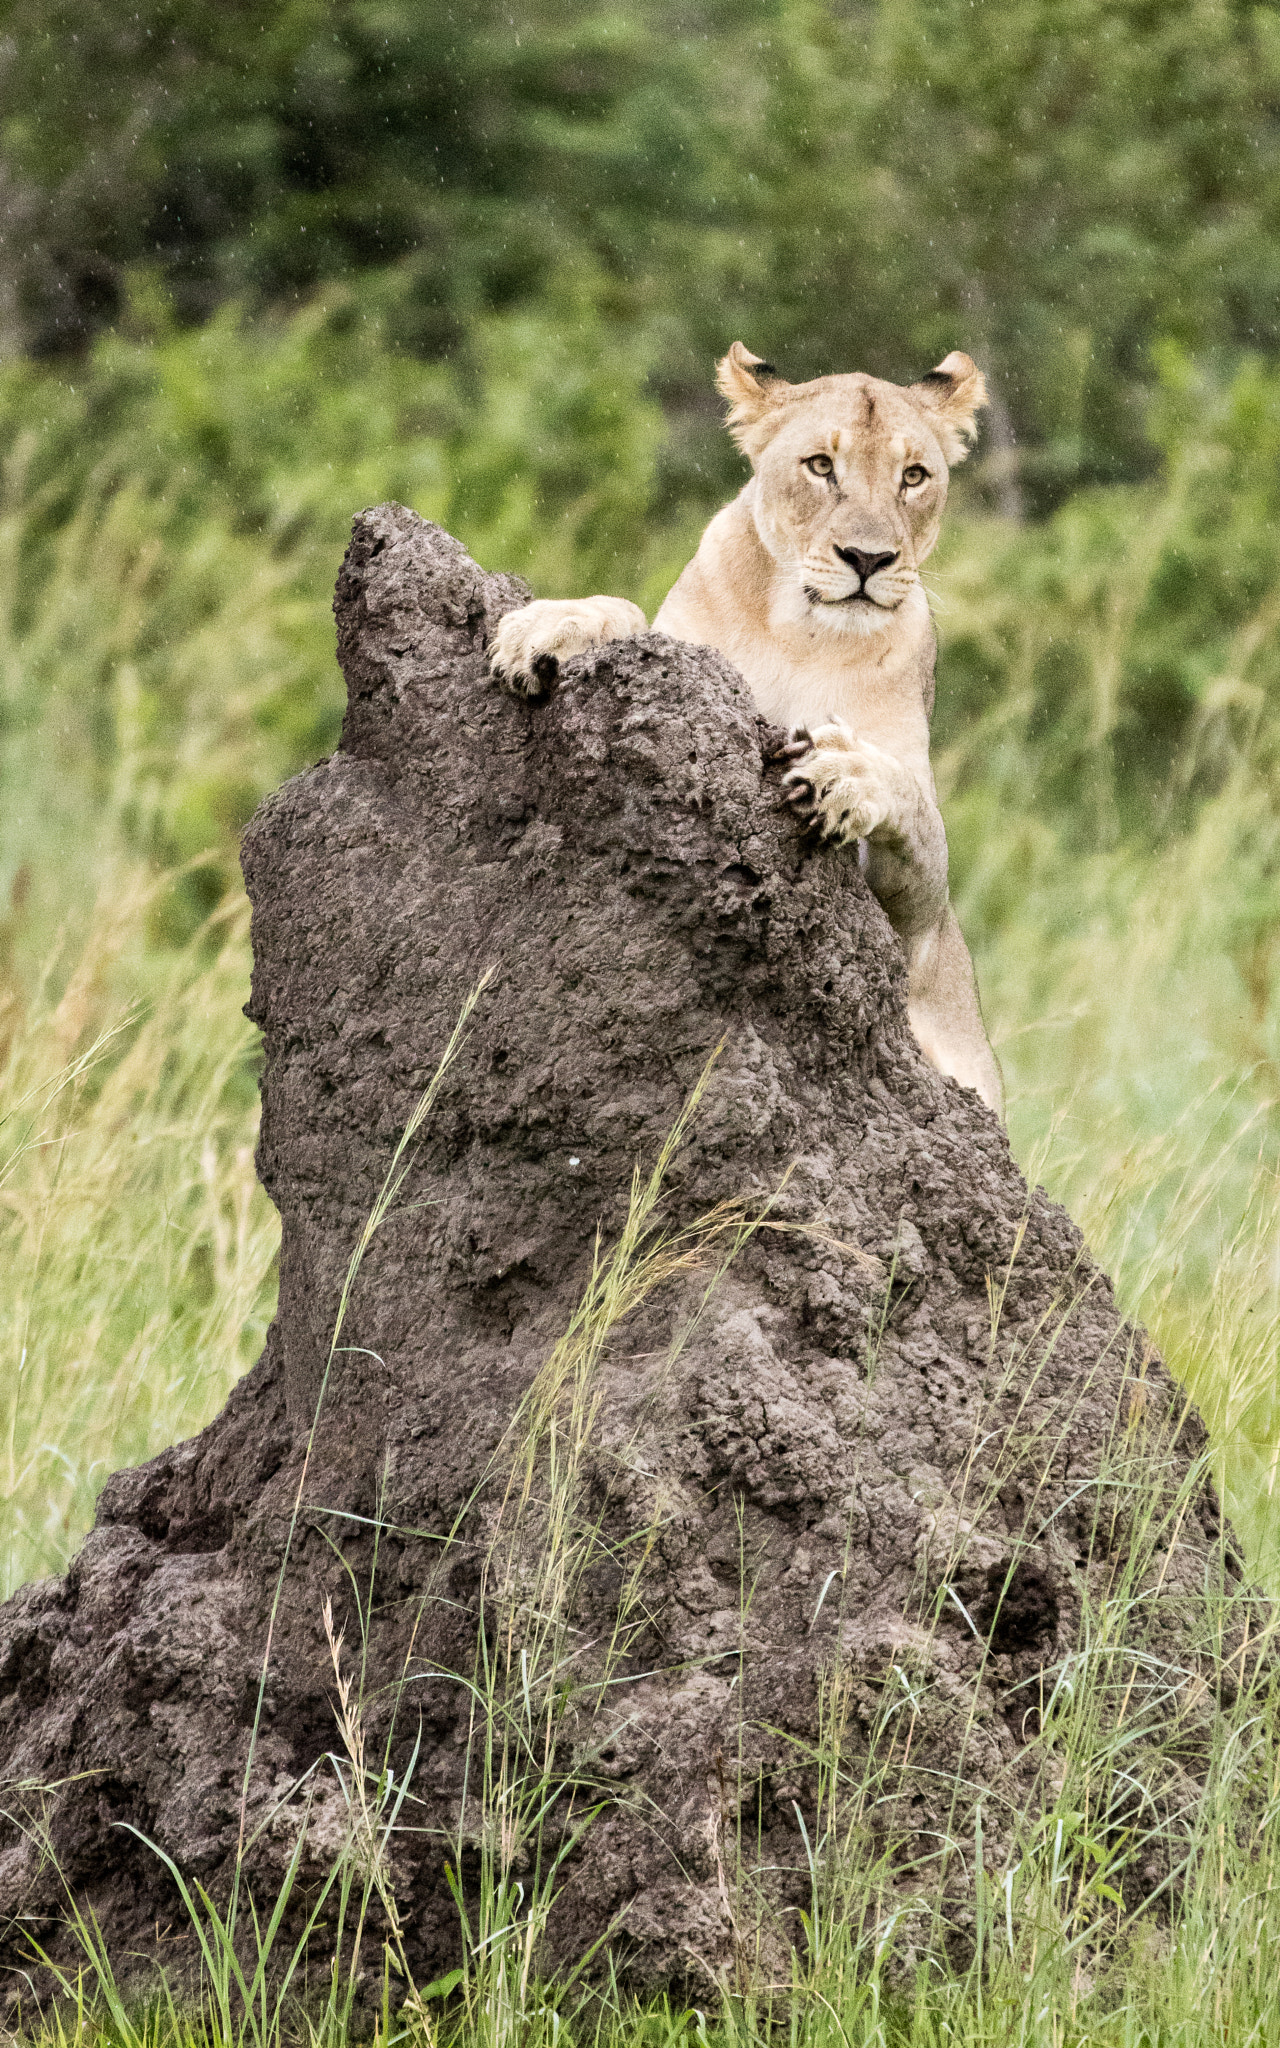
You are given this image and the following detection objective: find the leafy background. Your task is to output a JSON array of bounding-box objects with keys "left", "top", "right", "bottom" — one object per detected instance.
[{"left": 3, "top": 0, "right": 1280, "bottom": 1598}]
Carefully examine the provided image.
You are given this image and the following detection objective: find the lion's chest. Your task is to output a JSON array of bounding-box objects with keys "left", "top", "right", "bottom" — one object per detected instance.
[{"left": 726, "top": 640, "right": 932, "bottom": 772}]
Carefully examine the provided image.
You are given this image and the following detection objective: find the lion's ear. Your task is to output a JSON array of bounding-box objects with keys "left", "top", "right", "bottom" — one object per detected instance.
[
  {"left": 908, "top": 351, "right": 988, "bottom": 464},
  {"left": 716, "top": 342, "right": 788, "bottom": 456}
]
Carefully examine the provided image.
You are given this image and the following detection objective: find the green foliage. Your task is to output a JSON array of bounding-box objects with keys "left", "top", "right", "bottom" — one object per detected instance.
[
  {"left": 0, "top": 279, "right": 681, "bottom": 932},
  {"left": 0, "top": 885, "right": 276, "bottom": 1598},
  {"left": 6, "top": 0, "right": 1280, "bottom": 499},
  {"left": 447, "top": 270, "right": 668, "bottom": 598},
  {"left": 934, "top": 348, "right": 1280, "bottom": 833}
]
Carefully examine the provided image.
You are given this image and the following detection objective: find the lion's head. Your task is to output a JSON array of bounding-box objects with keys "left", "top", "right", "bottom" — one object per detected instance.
[{"left": 715, "top": 343, "right": 987, "bottom": 638}]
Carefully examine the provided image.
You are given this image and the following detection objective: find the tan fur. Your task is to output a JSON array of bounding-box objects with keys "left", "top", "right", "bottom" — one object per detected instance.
[{"left": 489, "top": 348, "right": 1003, "bottom": 1117}]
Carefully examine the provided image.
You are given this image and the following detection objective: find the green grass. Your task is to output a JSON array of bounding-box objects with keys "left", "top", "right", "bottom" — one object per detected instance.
[
  {"left": 0, "top": 876, "right": 276, "bottom": 1598},
  {"left": 2, "top": 309, "right": 1280, "bottom": 2042},
  {"left": 5, "top": 1067, "right": 1280, "bottom": 2048}
]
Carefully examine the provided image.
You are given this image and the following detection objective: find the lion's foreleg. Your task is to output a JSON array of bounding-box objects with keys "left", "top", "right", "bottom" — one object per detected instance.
[
  {"left": 779, "top": 721, "right": 1001, "bottom": 1115},
  {"left": 780, "top": 721, "right": 949, "bottom": 935},
  {"left": 859, "top": 790, "right": 949, "bottom": 941},
  {"left": 905, "top": 907, "right": 1005, "bottom": 1117}
]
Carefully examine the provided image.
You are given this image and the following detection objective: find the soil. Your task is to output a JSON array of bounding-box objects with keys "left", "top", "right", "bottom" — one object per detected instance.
[{"left": 0, "top": 507, "right": 1252, "bottom": 2004}]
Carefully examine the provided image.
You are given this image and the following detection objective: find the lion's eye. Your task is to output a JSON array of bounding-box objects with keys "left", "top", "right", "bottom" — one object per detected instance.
[
  {"left": 804, "top": 454, "right": 834, "bottom": 478},
  {"left": 901, "top": 463, "right": 929, "bottom": 489}
]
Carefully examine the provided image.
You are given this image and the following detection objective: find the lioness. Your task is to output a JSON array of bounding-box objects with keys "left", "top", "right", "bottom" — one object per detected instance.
[{"left": 491, "top": 343, "right": 1003, "bottom": 1117}]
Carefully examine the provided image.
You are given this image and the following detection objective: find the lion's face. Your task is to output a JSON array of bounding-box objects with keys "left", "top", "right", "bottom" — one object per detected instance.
[{"left": 716, "top": 345, "right": 987, "bottom": 640}]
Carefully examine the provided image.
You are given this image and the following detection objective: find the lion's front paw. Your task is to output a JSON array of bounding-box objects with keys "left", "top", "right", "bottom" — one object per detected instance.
[
  {"left": 489, "top": 596, "right": 647, "bottom": 697},
  {"left": 780, "top": 721, "right": 898, "bottom": 845}
]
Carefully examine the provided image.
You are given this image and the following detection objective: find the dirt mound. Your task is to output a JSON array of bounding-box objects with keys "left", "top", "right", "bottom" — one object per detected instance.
[{"left": 0, "top": 508, "right": 1249, "bottom": 2000}]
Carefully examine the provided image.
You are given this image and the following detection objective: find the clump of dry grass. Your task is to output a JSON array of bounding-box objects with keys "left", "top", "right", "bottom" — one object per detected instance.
[
  {"left": 4, "top": 1016, "right": 1280, "bottom": 2048},
  {"left": 0, "top": 864, "right": 278, "bottom": 1598},
  {"left": 946, "top": 783, "right": 1280, "bottom": 1589}
]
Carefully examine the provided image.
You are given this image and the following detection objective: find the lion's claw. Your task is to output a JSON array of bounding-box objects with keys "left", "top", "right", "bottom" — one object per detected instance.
[
  {"left": 782, "top": 776, "right": 827, "bottom": 838},
  {"left": 778, "top": 720, "right": 898, "bottom": 846}
]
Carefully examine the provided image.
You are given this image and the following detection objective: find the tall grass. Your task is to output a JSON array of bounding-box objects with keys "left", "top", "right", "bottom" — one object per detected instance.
[
  {"left": 922, "top": 364, "right": 1280, "bottom": 1585},
  {"left": 943, "top": 761, "right": 1280, "bottom": 1584},
  {"left": 0, "top": 870, "right": 277, "bottom": 1598},
  {"left": 6, "top": 1065, "right": 1280, "bottom": 2048}
]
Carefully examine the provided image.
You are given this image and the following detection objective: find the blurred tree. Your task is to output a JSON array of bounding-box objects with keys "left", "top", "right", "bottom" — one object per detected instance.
[
  {"left": 2, "top": 0, "right": 1279, "bottom": 501},
  {"left": 759, "top": 0, "right": 1280, "bottom": 504},
  {"left": 0, "top": 0, "right": 728, "bottom": 351}
]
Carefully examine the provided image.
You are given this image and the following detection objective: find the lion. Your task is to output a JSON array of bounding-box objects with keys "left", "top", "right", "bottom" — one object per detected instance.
[{"left": 490, "top": 342, "right": 1004, "bottom": 1117}]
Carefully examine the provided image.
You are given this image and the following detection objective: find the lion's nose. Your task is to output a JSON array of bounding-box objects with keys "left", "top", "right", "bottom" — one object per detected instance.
[{"left": 834, "top": 544, "right": 899, "bottom": 582}]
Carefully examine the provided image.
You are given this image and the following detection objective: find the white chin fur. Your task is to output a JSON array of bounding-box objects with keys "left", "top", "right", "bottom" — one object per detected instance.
[
  {"left": 770, "top": 578, "right": 896, "bottom": 638},
  {"left": 808, "top": 597, "right": 896, "bottom": 638}
]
